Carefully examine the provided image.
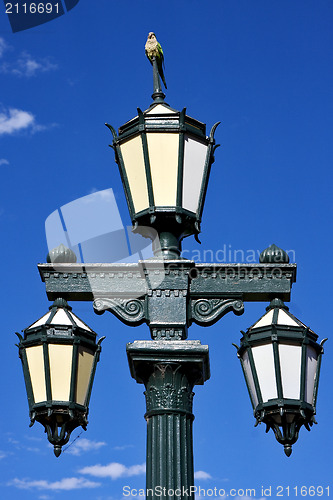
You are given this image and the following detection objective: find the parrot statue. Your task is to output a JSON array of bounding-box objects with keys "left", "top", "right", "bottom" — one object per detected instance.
[{"left": 145, "top": 32, "right": 167, "bottom": 89}]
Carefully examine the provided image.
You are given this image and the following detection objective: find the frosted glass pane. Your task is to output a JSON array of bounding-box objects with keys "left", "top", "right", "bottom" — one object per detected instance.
[
  {"left": 182, "top": 136, "right": 208, "bottom": 213},
  {"left": 305, "top": 345, "right": 318, "bottom": 404},
  {"left": 50, "top": 309, "right": 73, "bottom": 326},
  {"left": 49, "top": 344, "right": 73, "bottom": 401},
  {"left": 76, "top": 347, "right": 94, "bottom": 406},
  {"left": 242, "top": 350, "right": 259, "bottom": 407},
  {"left": 252, "top": 309, "right": 274, "bottom": 328},
  {"left": 29, "top": 312, "right": 51, "bottom": 329},
  {"left": 147, "top": 133, "right": 179, "bottom": 206},
  {"left": 252, "top": 344, "right": 277, "bottom": 402},
  {"left": 71, "top": 312, "right": 93, "bottom": 332},
  {"left": 26, "top": 346, "right": 47, "bottom": 403},
  {"left": 146, "top": 104, "right": 176, "bottom": 115},
  {"left": 120, "top": 137, "right": 149, "bottom": 213},
  {"left": 277, "top": 309, "right": 300, "bottom": 327},
  {"left": 279, "top": 344, "right": 301, "bottom": 399}
]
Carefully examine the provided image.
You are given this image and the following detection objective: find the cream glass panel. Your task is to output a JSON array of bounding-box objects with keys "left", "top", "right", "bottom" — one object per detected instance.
[
  {"left": 279, "top": 344, "right": 301, "bottom": 399},
  {"left": 76, "top": 347, "right": 94, "bottom": 406},
  {"left": 305, "top": 345, "right": 318, "bottom": 404},
  {"left": 252, "top": 344, "right": 277, "bottom": 402},
  {"left": 242, "top": 350, "right": 259, "bottom": 407},
  {"left": 146, "top": 133, "right": 179, "bottom": 206},
  {"left": 26, "top": 345, "right": 47, "bottom": 403},
  {"left": 182, "top": 136, "right": 208, "bottom": 213},
  {"left": 49, "top": 344, "right": 73, "bottom": 401},
  {"left": 120, "top": 137, "right": 149, "bottom": 213}
]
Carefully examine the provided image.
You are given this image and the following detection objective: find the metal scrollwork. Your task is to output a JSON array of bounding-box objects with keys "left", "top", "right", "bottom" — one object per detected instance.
[
  {"left": 191, "top": 298, "right": 244, "bottom": 326},
  {"left": 93, "top": 298, "right": 146, "bottom": 326}
]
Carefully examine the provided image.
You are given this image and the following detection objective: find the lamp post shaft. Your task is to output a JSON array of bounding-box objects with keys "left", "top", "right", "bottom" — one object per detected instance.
[
  {"left": 145, "top": 364, "right": 195, "bottom": 499},
  {"left": 127, "top": 340, "right": 210, "bottom": 499}
]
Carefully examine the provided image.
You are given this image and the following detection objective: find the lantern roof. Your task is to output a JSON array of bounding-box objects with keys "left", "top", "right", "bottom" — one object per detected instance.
[
  {"left": 116, "top": 102, "right": 207, "bottom": 141},
  {"left": 26, "top": 298, "right": 94, "bottom": 333},
  {"left": 248, "top": 298, "right": 314, "bottom": 334}
]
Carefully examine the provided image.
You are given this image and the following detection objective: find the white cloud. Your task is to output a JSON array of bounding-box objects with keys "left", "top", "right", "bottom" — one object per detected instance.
[
  {"left": 1, "top": 52, "right": 57, "bottom": 77},
  {"left": 0, "top": 159, "right": 9, "bottom": 166},
  {"left": 0, "top": 451, "right": 6, "bottom": 459},
  {"left": 65, "top": 438, "right": 106, "bottom": 456},
  {"left": 8, "top": 477, "right": 101, "bottom": 491},
  {"left": 79, "top": 462, "right": 146, "bottom": 480},
  {"left": 0, "top": 108, "right": 35, "bottom": 135},
  {"left": 194, "top": 470, "right": 212, "bottom": 480}
]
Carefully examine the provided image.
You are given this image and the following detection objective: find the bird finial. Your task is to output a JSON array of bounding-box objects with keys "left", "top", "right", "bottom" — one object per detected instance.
[{"left": 145, "top": 32, "right": 167, "bottom": 102}]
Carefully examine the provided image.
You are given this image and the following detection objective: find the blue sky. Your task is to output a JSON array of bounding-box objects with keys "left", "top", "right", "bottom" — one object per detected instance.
[{"left": 1, "top": 0, "right": 333, "bottom": 499}]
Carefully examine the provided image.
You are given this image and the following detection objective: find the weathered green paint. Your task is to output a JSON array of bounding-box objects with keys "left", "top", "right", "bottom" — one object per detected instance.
[
  {"left": 38, "top": 261, "right": 296, "bottom": 341},
  {"left": 38, "top": 262, "right": 296, "bottom": 300}
]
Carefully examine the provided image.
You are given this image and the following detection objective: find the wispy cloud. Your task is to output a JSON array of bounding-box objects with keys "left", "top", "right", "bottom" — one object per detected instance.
[
  {"left": 0, "top": 159, "right": 9, "bottom": 166},
  {"left": 0, "top": 108, "right": 35, "bottom": 135},
  {"left": 0, "top": 451, "right": 6, "bottom": 459},
  {"left": 1, "top": 52, "right": 57, "bottom": 77},
  {"left": 79, "top": 462, "right": 145, "bottom": 480},
  {"left": 113, "top": 444, "right": 134, "bottom": 451},
  {"left": 194, "top": 470, "right": 212, "bottom": 480},
  {"left": 65, "top": 438, "right": 106, "bottom": 456},
  {"left": 0, "top": 37, "right": 9, "bottom": 58},
  {"left": 8, "top": 477, "right": 101, "bottom": 491}
]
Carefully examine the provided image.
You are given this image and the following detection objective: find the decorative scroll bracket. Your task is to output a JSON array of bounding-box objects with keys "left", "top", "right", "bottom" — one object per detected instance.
[
  {"left": 93, "top": 298, "right": 146, "bottom": 326},
  {"left": 191, "top": 298, "right": 244, "bottom": 326}
]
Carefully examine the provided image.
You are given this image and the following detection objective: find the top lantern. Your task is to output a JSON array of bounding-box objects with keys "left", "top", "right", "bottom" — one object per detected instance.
[{"left": 106, "top": 101, "right": 219, "bottom": 258}]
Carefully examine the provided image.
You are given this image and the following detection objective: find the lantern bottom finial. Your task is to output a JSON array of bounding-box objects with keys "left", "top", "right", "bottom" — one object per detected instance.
[
  {"left": 284, "top": 444, "right": 292, "bottom": 457},
  {"left": 54, "top": 445, "right": 62, "bottom": 458}
]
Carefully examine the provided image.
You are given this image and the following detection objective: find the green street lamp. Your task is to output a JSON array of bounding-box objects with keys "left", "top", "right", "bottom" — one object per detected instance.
[
  {"left": 106, "top": 98, "right": 219, "bottom": 259},
  {"left": 16, "top": 298, "right": 104, "bottom": 457},
  {"left": 235, "top": 298, "right": 326, "bottom": 456},
  {"left": 16, "top": 36, "right": 327, "bottom": 500}
]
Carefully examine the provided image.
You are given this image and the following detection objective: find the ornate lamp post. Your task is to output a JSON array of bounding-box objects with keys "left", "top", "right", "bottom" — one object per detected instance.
[{"left": 17, "top": 37, "right": 326, "bottom": 499}]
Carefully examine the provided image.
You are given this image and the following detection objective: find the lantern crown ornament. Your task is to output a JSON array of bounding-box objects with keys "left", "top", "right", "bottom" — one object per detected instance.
[
  {"left": 16, "top": 298, "right": 104, "bottom": 457},
  {"left": 235, "top": 298, "right": 326, "bottom": 456},
  {"left": 106, "top": 53, "right": 220, "bottom": 259}
]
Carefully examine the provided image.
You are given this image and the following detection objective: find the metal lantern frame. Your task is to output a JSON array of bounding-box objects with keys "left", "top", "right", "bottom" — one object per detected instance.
[
  {"left": 106, "top": 103, "right": 220, "bottom": 256},
  {"left": 236, "top": 299, "right": 326, "bottom": 456},
  {"left": 16, "top": 298, "right": 104, "bottom": 456}
]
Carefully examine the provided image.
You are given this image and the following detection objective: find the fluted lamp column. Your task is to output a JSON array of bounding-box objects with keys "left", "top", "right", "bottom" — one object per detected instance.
[{"left": 127, "top": 340, "right": 210, "bottom": 499}]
